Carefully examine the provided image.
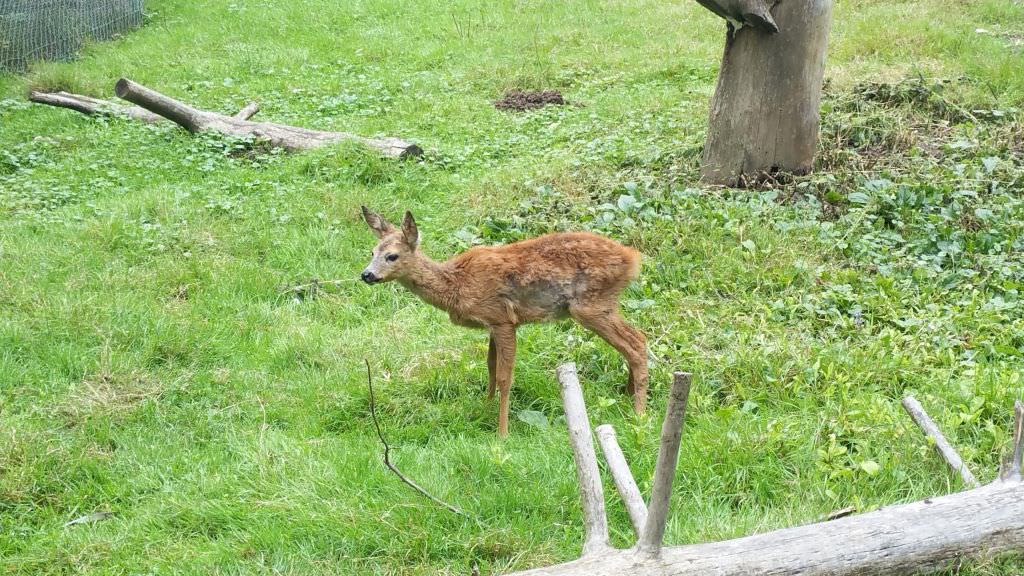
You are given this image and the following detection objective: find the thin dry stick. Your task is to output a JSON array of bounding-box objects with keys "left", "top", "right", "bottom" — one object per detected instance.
[
  {"left": 823, "top": 506, "right": 856, "bottom": 521},
  {"left": 279, "top": 278, "right": 358, "bottom": 297},
  {"left": 557, "top": 362, "right": 611, "bottom": 556},
  {"left": 638, "top": 371, "right": 692, "bottom": 555},
  {"left": 594, "top": 424, "right": 648, "bottom": 537},
  {"left": 365, "top": 359, "right": 468, "bottom": 517},
  {"left": 902, "top": 396, "right": 980, "bottom": 488}
]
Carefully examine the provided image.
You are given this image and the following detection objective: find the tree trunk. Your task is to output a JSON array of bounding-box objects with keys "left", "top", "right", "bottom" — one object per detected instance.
[{"left": 700, "top": 0, "right": 833, "bottom": 185}]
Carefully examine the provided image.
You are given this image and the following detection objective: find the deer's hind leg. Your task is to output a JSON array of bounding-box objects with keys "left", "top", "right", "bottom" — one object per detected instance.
[
  {"left": 491, "top": 324, "right": 517, "bottom": 437},
  {"left": 487, "top": 334, "right": 497, "bottom": 399},
  {"left": 569, "top": 305, "right": 648, "bottom": 414}
]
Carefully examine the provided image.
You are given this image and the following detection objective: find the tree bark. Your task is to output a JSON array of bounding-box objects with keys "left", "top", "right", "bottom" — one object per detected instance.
[
  {"left": 700, "top": 0, "right": 833, "bottom": 185},
  {"left": 505, "top": 480, "right": 1024, "bottom": 576},
  {"left": 30, "top": 80, "right": 422, "bottom": 159}
]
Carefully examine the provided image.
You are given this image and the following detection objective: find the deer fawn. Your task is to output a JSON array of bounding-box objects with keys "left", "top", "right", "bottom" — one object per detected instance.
[{"left": 360, "top": 207, "right": 648, "bottom": 437}]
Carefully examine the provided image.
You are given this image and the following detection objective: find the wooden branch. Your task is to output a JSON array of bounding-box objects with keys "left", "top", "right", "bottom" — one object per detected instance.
[
  {"left": 30, "top": 90, "right": 165, "bottom": 123},
  {"left": 556, "top": 363, "right": 610, "bottom": 556},
  {"left": 504, "top": 480, "right": 1024, "bottom": 576},
  {"left": 594, "top": 424, "right": 647, "bottom": 537},
  {"left": 1000, "top": 400, "right": 1023, "bottom": 482},
  {"left": 638, "top": 372, "right": 692, "bottom": 555},
  {"left": 902, "top": 396, "right": 980, "bottom": 488},
  {"left": 365, "top": 360, "right": 468, "bottom": 517},
  {"left": 692, "top": 0, "right": 779, "bottom": 33},
  {"left": 113, "top": 78, "right": 421, "bottom": 158},
  {"left": 233, "top": 102, "right": 260, "bottom": 120}
]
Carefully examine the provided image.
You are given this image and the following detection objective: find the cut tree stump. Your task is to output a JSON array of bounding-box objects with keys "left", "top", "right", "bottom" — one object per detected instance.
[
  {"left": 503, "top": 365, "right": 1024, "bottom": 576},
  {"left": 30, "top": 79, "right": 422, "bottom": 159},
  {"left": 697, "top": 0, "right": 834, "bottom": 185}
]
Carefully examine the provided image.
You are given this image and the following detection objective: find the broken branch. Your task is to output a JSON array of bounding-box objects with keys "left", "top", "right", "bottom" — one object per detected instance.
[
  {"left": 637, "top": 371, "right": 691, "bottom": 555},
  {"left": 557, "top": 362, "right": 611, "bottom": 556},
  {"left": 365, "top": 359, "right": 467, "bottom": 517},
  {"left": 902, "top": 396, "right": 980, "bottom": 488},
  {"left": 594, "top": 424, "right": 647, "bottom": 537},
  {"left": 233, "top": 102, "right": 260, "bottom": 120},
  {"left": 30, "top": 90, "right": 165, "bottom": 123}
]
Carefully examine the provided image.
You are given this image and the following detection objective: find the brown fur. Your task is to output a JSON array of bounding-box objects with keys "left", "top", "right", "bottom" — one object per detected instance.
[{"left": 361, "top": 207, "right": 648, "bottom": 436}]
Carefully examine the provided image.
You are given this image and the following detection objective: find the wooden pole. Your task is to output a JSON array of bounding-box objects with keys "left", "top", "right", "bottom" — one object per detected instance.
[
  {"left": 504, "top": 371, "right": 1024, "bottom": 576},
  {"left": 637, "top": 372, "right": 691, "bottom": 555}
]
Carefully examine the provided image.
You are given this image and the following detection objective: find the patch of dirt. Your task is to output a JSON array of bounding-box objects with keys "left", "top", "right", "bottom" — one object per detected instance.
[{"left": 494, "top": 90, "right": 566, "bottom": 111}]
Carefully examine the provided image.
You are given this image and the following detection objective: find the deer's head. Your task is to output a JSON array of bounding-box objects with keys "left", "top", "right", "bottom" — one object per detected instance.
[{"left": 360, "top": 206, "right": 420, "bottom": 284}]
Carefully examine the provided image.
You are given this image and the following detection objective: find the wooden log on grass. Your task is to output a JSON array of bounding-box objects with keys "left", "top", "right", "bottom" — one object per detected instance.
[
  {"left": 30, "top": 79, "right": 422, "bottom": 159},
  {"left": 505, "top": 480, "right": 1024, "bottom": 576},
  {"left": 508, "top": 366, "right": 1024, "bottom": 576}
]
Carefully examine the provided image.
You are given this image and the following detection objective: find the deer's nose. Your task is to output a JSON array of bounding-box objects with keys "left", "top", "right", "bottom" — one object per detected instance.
[{"left": 361, "top": 270, "right": 378, "bottom": 284}]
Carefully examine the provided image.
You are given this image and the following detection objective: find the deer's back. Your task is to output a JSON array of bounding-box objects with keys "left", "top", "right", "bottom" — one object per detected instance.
[{"left": 449, "top": 232, "right": 641, "bottom": 325}]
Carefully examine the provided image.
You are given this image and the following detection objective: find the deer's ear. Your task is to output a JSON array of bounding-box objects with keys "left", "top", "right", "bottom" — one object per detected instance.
[
  {"left": 362, "top": 206, "right": 395, "bottom": 238},
  {"left": 402, "top": 211, "right": 419, "bottom": 249}
]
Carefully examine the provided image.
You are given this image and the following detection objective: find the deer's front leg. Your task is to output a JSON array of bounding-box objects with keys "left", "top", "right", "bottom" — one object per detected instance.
[
  {"left": 492, "top": 324, "right": 517, "bottom": 437},
  {"left": 487, "top": 334, "right": 497, "bottom": 399}
]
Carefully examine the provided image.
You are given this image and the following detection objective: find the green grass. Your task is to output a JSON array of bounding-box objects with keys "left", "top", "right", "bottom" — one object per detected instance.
[{"left": 2, "top": 0, "right": 1024, "bottom": 574}]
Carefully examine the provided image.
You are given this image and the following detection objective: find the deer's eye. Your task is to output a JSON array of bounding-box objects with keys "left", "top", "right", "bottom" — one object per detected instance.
[{"left": 386, "top": 254, "right": 399, "bottom": 262}]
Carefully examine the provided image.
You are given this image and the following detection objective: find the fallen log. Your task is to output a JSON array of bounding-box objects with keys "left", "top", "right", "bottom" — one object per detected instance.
[
  {"left": 30, "top": 79, "right": 422, "bottom": 159},
  {"left": 507, "top": 481, "right": 1024, "bottom": 575},
  {"left": 506, "top": 365, "right": 1024, "bottom": 576}
]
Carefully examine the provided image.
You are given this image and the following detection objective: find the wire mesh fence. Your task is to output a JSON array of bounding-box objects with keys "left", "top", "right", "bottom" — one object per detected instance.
[{"left": 0, "top": 0, "right": 144, "bottom": 72}]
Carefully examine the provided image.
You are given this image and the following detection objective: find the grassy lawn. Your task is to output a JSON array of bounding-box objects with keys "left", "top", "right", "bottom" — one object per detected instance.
[{"left": 2, "top": 0, "right": 1024, "bottom": 574}]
